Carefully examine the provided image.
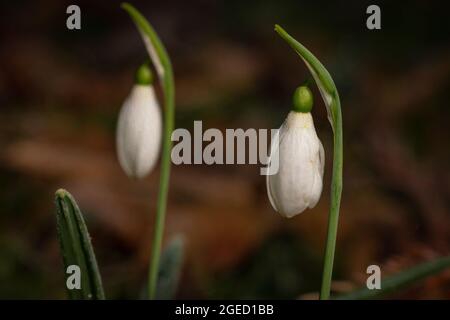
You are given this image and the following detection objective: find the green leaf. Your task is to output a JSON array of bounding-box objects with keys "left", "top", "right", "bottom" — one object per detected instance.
[
  {"left": 156, "top": 236, "right": 184, "bottom": 299},
  {"left": 335, "top": 255, "right": 450, "bottom": 300},
  {"left": 55, "top": 189, "right": 105, "bottom": 300}
]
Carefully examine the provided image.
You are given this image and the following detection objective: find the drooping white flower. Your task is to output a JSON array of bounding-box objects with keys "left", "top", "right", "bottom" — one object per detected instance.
[
  {"left": 116, "top": 65, "right": 161, "bottom": 178},
  {"left": 266, "top": 86, "right": 324, "bottom": 218}
]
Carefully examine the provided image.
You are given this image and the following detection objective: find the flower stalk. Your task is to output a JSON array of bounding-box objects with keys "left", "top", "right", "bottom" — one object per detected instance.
[
  {"left": 274, "top": 25, "right": 343, "bottom": 300},
  {"left": 122, "top": 2, "right": 175, "bottom": 299}
]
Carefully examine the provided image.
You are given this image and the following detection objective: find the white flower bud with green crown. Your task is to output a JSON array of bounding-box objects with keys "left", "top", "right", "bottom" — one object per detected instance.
[
  {"left": 266, "top": 85, "right": 324, "bottom": 218},
  {"left": 116, "top": 63, "right": 162, "bottom": 178}
]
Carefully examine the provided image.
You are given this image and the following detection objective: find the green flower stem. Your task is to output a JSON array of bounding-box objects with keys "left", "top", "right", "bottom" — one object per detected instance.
[
  {"left": 274, "top": 25, "right": 343, "bottom": 300},
  {"left": 122, "top": 2, "right": 175, "bottom": 299}
]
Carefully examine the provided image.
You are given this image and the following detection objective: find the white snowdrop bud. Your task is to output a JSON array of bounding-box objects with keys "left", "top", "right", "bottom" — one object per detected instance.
[
  {"left": 116, "top": 64, "right": 162, "bottom": 178},
  {"left": 266, "top": 86, "right": 324, "bottom": 218}
]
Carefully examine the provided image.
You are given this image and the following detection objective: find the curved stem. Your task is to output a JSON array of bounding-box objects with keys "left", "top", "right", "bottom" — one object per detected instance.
[
  {"left": 122, "top": 3, "right": 175, "bottom": 299},
  {"left": 274, "top": 25, "right": 343, "bottom": 300}
]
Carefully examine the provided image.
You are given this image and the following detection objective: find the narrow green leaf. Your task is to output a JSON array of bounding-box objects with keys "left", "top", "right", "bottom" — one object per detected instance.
[
  {"left": 156, "top": 236, "right": 184, "bottom": 299},
  {"left": 336, "top": 256, "right": 450, "bottom": 300},
  {"left": 55, "top": 189, "right": 105, "bottom": 300}
]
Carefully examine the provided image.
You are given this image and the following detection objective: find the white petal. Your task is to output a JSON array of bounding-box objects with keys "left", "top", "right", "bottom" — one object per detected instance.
[
  {"left": 116, "top": 85, "right": 162, "bottom": 178},
  {"left": 266, "top": 111, "right": 324, "bottom": 218},
  {"left": 307, "top": 169, "right": 323, "bottom": 209},
  {"left": 266, "top": 129, "right": 281, "bottom": 212},
  {"left": 319, "top": 139, "right": 325, "bottom": 177},
  {"left": 304, "top": 124, "right": 324, "bottom": 208},
  {"left": 266, "top": 120, "right": 289, "bottom": 212}
]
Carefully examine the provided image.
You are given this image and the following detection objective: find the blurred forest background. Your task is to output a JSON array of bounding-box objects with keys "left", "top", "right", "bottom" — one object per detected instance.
[{"left": 0, "top": 0, "right": 449, "bottom": 299}]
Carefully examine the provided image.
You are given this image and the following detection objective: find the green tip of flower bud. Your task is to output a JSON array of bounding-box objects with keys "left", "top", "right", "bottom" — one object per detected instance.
[
  {"left": 292, "top": 85, "right": 313, "bottom": 113},
  {"left": 135, "top": 63, "right": 154, "bottom": 85}
]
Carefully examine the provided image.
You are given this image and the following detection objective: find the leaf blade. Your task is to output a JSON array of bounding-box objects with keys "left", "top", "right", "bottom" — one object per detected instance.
[
  {"left": 55, "top": 189, "right": 105, "bottom": 300},
  {"left": 156, "top": 236, "right": 185, "bottom": 299},
  {"left": 336, "top": 256, "right": 450, "bottom": 300}
]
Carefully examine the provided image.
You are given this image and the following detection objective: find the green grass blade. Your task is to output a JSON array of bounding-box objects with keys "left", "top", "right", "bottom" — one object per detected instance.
[
  {"left": 55, "top": 189, "right": 105, "bottom": 300},
  {"left": 336, "top": 255, "right": 450, "bottom": 300},
  {"left": 156, "top": 236, "right": 184, "bottom": 299}
]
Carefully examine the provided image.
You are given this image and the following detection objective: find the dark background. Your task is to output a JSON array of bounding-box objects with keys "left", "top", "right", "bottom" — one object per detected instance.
[{"left": 0, "top": 0, "right": 449, "bottom": 299}]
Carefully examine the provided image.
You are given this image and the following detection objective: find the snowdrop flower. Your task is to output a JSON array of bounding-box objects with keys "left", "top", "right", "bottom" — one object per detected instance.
[
  {"left": 266, "top": 86, "right": 324, "bottom": 218},
  {"left": 116, "top": 64, "right": 162, "bottom": 178}
]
